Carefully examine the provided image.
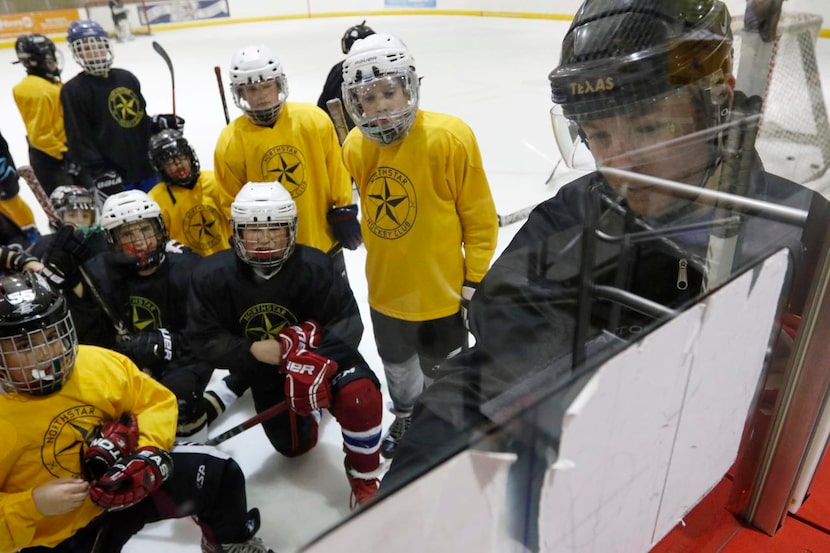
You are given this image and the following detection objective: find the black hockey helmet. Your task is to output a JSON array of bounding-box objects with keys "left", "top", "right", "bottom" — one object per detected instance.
[
  {"left": 341, "top": 20, "right": 375, "bottom": 54},
  {"left": 148, "top": 129, "right": 200, "bottom": 189},
  {"left": 14, "top": 33, "right": 62, "bottom": 81},
  {"left": 549, "top": 0, "right": 733, "bottom": 122},
  {"left": 0, "top": 272, "right": 77, "bottom": 396}
]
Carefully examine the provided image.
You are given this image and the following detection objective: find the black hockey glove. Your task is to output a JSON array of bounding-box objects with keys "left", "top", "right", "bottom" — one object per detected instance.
[
  {"left": 93, "top": 170, "right": 125, "bottom": 207},
  {"left": 460, "top": 280, "right": 477, "bottom": 332},
  {"left": 327, "top": 204, "right": 362, "bottom": 250},
  {"left": 114, "top": 328, "right": 178, "bottom": 373},
  {"left": 4, "top": 244, "right": 39, "bottom": 273},
  {"left": 41, "top": 225, "right": 91, "bottom": 290},
  {"left": 151, "top": 113, "right": 185, "bottom": 132}
]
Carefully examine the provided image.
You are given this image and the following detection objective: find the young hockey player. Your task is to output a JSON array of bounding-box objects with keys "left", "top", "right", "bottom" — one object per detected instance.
[
  {"left": 61, "top": 20, "right": 182, "bottom": 207},
  {"left": 340, "top": 33, "right": 499, "bottom": 458},
  {"left": 316, "top": 20, "right": 376, "bottom": 131},
  {"left": 67, "top": 190, "right": 215, "bottom": 441},
  {"left": 0, "top": 271, "right": 274, "bottom": 552},
  {"left": 186, "top": 182, "right": 383, "bottom": 509},
  {"left": 12, "top": 33, "right": 84, "bottom": 196},
  {"left": 214, "top": 44, "right": 360, "bottom": 280},
  {"left": 148, "top": 129, "right": 231, "bottom": 256}
]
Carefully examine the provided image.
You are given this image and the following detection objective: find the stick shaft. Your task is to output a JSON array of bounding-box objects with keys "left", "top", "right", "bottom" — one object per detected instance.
[
  {"left": 152, "top": 41, "right": 176, "bottom": 117},
  {"left": 214, "top": 65, "right": 230, "bottom": 125},
  {"left": 205, "top": 400, "right": 288, "bottom": 446},
  {"left": 17, "top": 165, "right": 59, "bottom": 225},
  {"left": 326, "top": 98, "right": 349, "bottom": 145}
]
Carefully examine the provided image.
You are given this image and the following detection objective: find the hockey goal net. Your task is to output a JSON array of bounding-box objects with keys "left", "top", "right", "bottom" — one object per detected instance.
[
  {"left": 733, "top": 11, "right": 830, "bottom": 190},
  {"left": 83, "top": 0, "right": 152, "bottom": 38}
]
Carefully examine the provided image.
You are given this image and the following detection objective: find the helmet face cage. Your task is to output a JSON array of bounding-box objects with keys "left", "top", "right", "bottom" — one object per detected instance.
[
  {"left": 50, "top": 185, "right": 99, "bottom": 228},
  {"left": 231, "top": 183, "right": 297, "bottom": 277},
  {"left": 548, "top": 0, "right": 733, "bottom": 174},
  {"left": 15, "top": 33, "right": 63, "bottom": 81},
  {"left": 0, "top": 273, "right": 77, "bottom": 396},
  {"left": 229, "top": 46, "right": 288, "bottom": 127},
  {"left": 341, "top": 21, "right": 375, "bottom": 55},
  {"left": 101, "top": 191, "right": 167, "bottom": 270},
  {"left": 67, "top": 21, "right": 113, "bottom": 76},
  {"left": 148, "top": 130, "right": 200, "bottom": 189},
  {"left": 342, "top": 34, "right": 419, "bottom": 145}
]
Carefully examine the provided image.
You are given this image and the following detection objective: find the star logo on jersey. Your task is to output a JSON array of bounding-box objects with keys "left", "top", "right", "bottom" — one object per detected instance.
[
  {"left": 42, "top": 405, "right": 106, "bottom": 478},
  {"left": 108, "top": 86, "right": 145, "bottom": 129},
  {"left": 239, "top": 303, "right": 297, "bottom": 341},
  {"left": 365, "top": 166, "right": 417, "bottom": 240},
  {"left": 261, "top": 145, "right": 307, "bottom": 198},
  {"left": 183, "top": 204, "right": 224, "bottom": 253},
  {"left": 129, "top": 296, "right": 163, "bottom": 331}
]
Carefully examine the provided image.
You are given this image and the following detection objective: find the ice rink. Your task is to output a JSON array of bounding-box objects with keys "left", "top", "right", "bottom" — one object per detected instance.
[{"left": 1, "top": 12, "right": 829, "bottom": 553}]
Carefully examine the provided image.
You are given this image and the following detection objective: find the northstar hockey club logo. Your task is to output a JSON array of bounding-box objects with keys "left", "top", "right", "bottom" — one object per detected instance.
[
  {"left": 240, "top": 303, "right": 297, "bottom": 341},
  {"left": 130, "top": 296, "right": 163, "bottom": 331},
  {"left": 108, "top": 86, "right": 145, "bottom": 129},
  {"left": 43, "top": 405, "right": 106, "bottom": 478},
  {"left": 261, "top": 145, "right": 307, "bottom": 198},
  {"left": 365, "top": 166, "right": 417, "bottom": 240},
  {"left": 183, "top": 204, "right": 224, "bottom": 251}
]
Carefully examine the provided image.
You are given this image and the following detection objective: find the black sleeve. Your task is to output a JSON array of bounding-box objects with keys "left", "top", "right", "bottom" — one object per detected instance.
[
  {"left": 0, "top": 129, "right": 20, "bottom": 200},
  {"left": 316, "top": 61, "right": 356, "bottom": 130},
  {"left": 60, "top": 79, "right": 110, "bottom": 177},
  {"left": 186, "top": 256, "right": 262, "bottom": 373}
]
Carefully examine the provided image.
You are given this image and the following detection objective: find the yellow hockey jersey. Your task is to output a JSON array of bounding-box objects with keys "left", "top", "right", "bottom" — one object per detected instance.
[
  {"left": 149, "top": 170, "right": 231, "bottom": 256},
  {"left": 213, "top": 103, "right": 353, "bottom": 254},
  {"left": 342, "top": 110, "right": 498, "bottom": 321},
  {"left": 12, "top": 75, "right": 67, "bottom": 160},
  {"left": 0, "top": 345, "right": 177, "bottom": 551}
]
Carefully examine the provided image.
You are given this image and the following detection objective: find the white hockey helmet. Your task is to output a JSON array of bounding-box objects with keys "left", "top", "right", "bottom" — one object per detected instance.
[
  {"left": 341, "top": 33, "right": 419, "bottom": 145},
  {"left": 100, "top": 190, "right": 167, "bottom": 270},
  {"left": 231, "top": 182, "right": 297, "bottom": 278},
  {"left": 67, "top": 20, "right": 113, "bottom": 77},
  {"left": 229, "top": 45, "right": 289, "bottom": 127}
]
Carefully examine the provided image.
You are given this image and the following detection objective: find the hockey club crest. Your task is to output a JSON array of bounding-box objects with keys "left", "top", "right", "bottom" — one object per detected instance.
[
  {"left": 43, "top": 405, "right": 106, "bottom": 478},
  {"left": 129, "top": 295, "right": 163, "bottom": 331},
  {"left": 261, "top": 145, "right": 307, "bottom": 198},
  {"left": 240, "top": 303, "right": 297, "bottom": 341},
  {"left": 365, "top": 166, "right": 417, "bottom": 240},
  {"left": 108, "top": 86, "right": 145, "bottom": 129},
  {"left": 182, "top": 204, "right": 223, "bottom": 251}
]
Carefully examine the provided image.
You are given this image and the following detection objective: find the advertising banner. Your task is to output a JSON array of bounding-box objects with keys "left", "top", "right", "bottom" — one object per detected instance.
[
  {"left": 0, "top": 9, "right": 79, "bottom": 40},
  {"left": 384, "top": 0, "right": 437, "bottom": 7},
  {"left": 140, "top": 0, "right": 230, "bottom": 25}
]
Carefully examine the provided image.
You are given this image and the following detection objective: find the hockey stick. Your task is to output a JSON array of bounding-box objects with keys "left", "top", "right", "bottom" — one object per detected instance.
[
  {"left": 18, "top": 165, "right": 132, "bottom": 341},
  {"left": 17, "top": 165, "right": 59, "bottom": 226},
  {"left": 214, "top": 66, "right": 230, "bottom": 125},
  {"left": 498, "top": 203, "right": 539, "bottom": 227},
  {"left": 326, "top": 98, "right": 350, "bottom": 145},
  {"left": 152, "top": 41, "right": 176, "bottom": 118},
  {"left": 205, "top": 400, "right": 288, "bottom": 446}
]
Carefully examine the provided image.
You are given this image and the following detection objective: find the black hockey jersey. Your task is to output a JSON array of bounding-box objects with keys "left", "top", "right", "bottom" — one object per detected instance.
[
  {"left": 186, "top": 245, "right": 364, "bottom": 381},
  {"left": 60, "top": 68, "right": 156, "bottom": 184}
]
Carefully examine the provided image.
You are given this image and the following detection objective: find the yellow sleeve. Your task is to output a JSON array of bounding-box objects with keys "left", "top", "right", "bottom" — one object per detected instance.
[
  {"left": 213, "top": 120, "right": 248, "bottom": 215},
  {"left": 12, "top": 77, "right": 66, "bottom": 160},
  {"left": 451, "top": 123, "right": 498, "bottom": 283}
]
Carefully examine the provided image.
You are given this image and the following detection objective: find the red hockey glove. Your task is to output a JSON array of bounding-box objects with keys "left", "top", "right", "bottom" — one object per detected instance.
[
  {"left": 278, "top": 320, "right": 321, "bottom": 361},
  {"left": 84, "top": 414, "right": 139, "bottom": 480},
  {"left": 283, "top": 349, "right": 338, "bottom": 416},
  {"left": 89, "top": 446, "right": 173, "bottom": 511}
]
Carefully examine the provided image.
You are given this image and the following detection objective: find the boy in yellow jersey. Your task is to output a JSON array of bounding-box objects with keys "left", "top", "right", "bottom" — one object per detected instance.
[
  {"left": 12, "top": 33, "right": 84, "bottom": 196},
  {"left": 340, "top": 33, "right": 498, "bottom": 458},
  {"left": 214, "top": 45, "right": 360, "bottom": 280},
  {"left": 0, "top": 272, "right": 274, "bottom": 552},
  {"left": 148, "top": 129, "right": 231, "bottom": 256}
]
